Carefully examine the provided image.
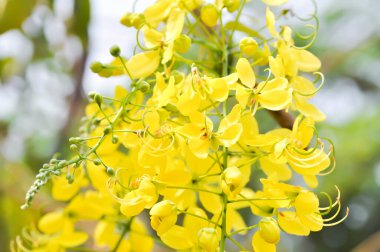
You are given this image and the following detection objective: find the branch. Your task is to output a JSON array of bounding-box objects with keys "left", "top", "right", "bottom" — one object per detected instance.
[
  {"left": 268, "top": 110, "right": 295, "bottom": 130},
  {"left": 352, "top": 229, "right": 380, "bottom": 252}
]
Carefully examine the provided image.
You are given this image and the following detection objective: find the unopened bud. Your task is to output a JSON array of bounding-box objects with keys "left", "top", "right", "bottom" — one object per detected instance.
[
  {"left": 93, "top": 159, "right": 102, "bottom": 166},
  {"left": 136, "top": 81, "right": 150, "bottom": 93},
  {"left": 200, "top": 4, "right": 219, "bottom": 27},
  {"left": 70, "top": 144, "right": 78, "bottom": 152},
  {"left": 94, "top": 94, "right": 103, "bottom": 107},
  {"left": 197, "top": 228, "right": 219, "bottom": 251},
  {"left": 88, "top": 91, "right": 96, "bottom": 100},
  {"left": 106, "top": 167, "right": 115, "bottom": 176},
  {"left": 259, "top": 218, "right": 280, "bottom": 244},
  {"left": 112, "top": 135, "right": 119, "bottom": 144},
  {"left": 110, "top": 45, "right": 121, "bottom": 57},
  {"left": 104, "top": 125, "right": 112, "bottom": 135},
  {"left": 240, "top": 37, "right": 258, "bottom": 56},
  {"left": 224, "top": 0, "right": 240, "bottom": 12},
  {"left": 90, "top": 61, "right": 103, "bottom": 73},
  {"left": 174, "top": 34, "right": 192, "bottom": 53}
]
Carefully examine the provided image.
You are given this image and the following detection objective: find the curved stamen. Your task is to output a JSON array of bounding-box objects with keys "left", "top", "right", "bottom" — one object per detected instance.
[
  {"left": 294, "top": 72, "right": 325, "bottom": 97},
  {"left": 319, "top": 185, "right": 341, "bottom": 211},
  {"left": 322, "top": 208, "right": 349, "bottom": 227}
]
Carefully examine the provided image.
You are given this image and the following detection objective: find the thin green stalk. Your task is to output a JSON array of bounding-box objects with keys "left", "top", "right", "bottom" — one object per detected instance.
[
  {"left": 166, "top": 185, "right": 222, "bottom": 195},
  {"left": 178, "top": 210, "right": 221, "bottom": 226},
  {"left": 112, "top": 218, "right": 133, "bottom": 252}
]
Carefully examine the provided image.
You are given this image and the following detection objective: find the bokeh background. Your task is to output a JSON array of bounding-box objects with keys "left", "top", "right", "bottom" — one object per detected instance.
[{"left": 0, "top": 0, "right": 379, "bottom": 251}]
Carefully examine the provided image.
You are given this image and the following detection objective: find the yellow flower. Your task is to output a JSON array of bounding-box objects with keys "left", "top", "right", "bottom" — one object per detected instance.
[
  {"left": 266, "top": 7, "right": 279, "bottom": 38},
  {"left": 143, "top": 7, "right": 185, "bottom": 64},
  {"left": 235, "top": 58, "right": 292, "bottom": 111},
  {"left": 160, "top": 225, "right": 194, "bottom": 250},
  {"left": 37, "top": 212, "right": 88, "bottom": 249},
  {"left": 221, "top": 166, "right": 243, "bottom": 198},
  {"left": 119, "top": 175, "right": 158, "bottom": 216},
  {"left": 150, "top": 200, "right": 178, "bottom": 236},
  {"left": 252, "top": 231, "right": 276, "bottom": 252}
]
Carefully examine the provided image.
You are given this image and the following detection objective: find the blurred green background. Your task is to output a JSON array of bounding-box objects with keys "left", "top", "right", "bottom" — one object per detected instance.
[{"left": 0, "top": 0, "right": 379, "bottom": 251}]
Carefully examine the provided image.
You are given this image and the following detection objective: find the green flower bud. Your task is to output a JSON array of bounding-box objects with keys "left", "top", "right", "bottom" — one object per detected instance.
[
  {"left": 106, "top": 167, "right": 115, "bottom": 176},
  {"left": 93, "top": 159, "right": 102, "bottom": 166},
  {"left": 88, "top": 91, "right": 96, "bottom": 100},
  {"left": 136, "top": 81, "right": 150, "bottom": 93},
  {"left": 50, "top": 159, "right": 58, "bottom": 164},
  {"left": 93, "top": 118, "right": 101, "bottom": 125},
  {"left": 70, "top": 144, "right": 78, "bottom": 152},
  {"left": 67, "top": 174, "right": 74, "bottom": 184},
  {"left": 104, "top": 125, "right": 112, "bottom": 135},
  {"left": 58, "top": 160, "right": 67, "bottom": 167},
  {"left": 42, "top": 164, "right": 50, "bottom": 169},
  {"left": 94, "top": 94, "right": 103, "bottom": 107},
  {"left": 112, "top": 135, "right": 119, "bottom": 144},
  {"left": 110, "top": 45, "right": 121, "bottom": 57},
  {"left": 90, "top": 61, "right": 103, "bottom": 73},
  {"left": 98, "top": 68, "right": 113, "bottom": 78}
]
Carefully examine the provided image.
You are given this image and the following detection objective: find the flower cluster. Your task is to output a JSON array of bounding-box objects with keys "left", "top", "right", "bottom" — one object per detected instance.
[{"left": 14, "top": 0, "right": 348, "bottom": 251}]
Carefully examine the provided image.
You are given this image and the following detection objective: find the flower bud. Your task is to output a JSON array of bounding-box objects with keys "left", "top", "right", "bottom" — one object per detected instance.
[
  {"left": 69, "top": 144, "right": 78, "bottom": 153},
  {"left": 109, "top": 45, "right": 121, "bottom": 57},
  {"left": 197, "top": 227, "right": 219, "bottom": 251},
  {"left": 200, "top": 4, "right": 219, "bottom": 27},
  {"left": 69, "top": 137, "right": 81, "bottom": 144},
  {"left": 131, "top": 13, "right": 145, "bottom": 28},
  {"left": 93, "top": 118, "right": 101, "bottom": 125},
  {"left": 120, "top": 12, "right": 132, "bottom": 26},
  {"left": 66, "top": 174, "right": 74, "bottom": 184},
  {"left": 90, "top": 61, "right": 103, "bottom": 73},
  {"left": 94, "top": 94, "right": 103, "bottom": 107},
  {"left": 103, "top": 125, "right": 112, "bottom": 135},
  {"left": 174, "top": 34, "right": 192, "bottom": 53},
  {"left": 112, "top": 135, "right": 119, "bottom": 144},
  {"left": 240, "top": 37, "right": 258, "bottom": 56},
  {"left": 93, "top": 159, "right": 101, "bottom": 166},
  {"left": 106, "top": 167, "right": 115, "bottom": 176},
  {"left": 136, "top": 81, "right": 150, "bottom": 93},
  {"left": 58, "top": 160, "right": 67, "bottom": 167},
  {"left": 121, "top": 12, "right": 145, "bottom": 28},
  {"left": 258, "top": 218, "right": 280, "bottom": 244},
  {"left": 224, "top": 0, "right": 240, "bottom": 12},
  {"left": 221, "top": 166, "right": 243, "bottom": 198}
]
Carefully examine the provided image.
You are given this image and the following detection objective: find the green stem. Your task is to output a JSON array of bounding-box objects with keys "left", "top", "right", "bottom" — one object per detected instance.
[
  {"left": 228, "top": 224, "right": 258, "bottom": 236},
  {"left": 112, "top": 219, "right": 133, "bottom": 252},
  {"left": 178, "top": 210, "right": 221, "bottom": 226},
  {"left": 166, "top": 185, "right": 222, "bottom": 195},
  {"left": 228, "top": 235, "right": 247, "bottom": 251}
]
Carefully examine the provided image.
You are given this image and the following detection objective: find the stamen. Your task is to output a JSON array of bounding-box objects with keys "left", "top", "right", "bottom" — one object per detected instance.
[{"left": 322, "top": 208, "right": 349, "bottom": 227}]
